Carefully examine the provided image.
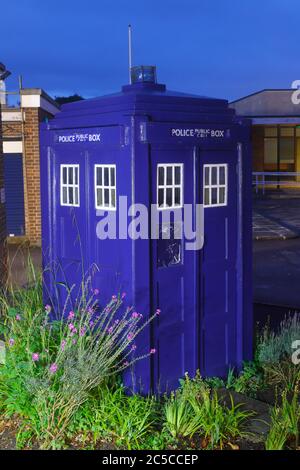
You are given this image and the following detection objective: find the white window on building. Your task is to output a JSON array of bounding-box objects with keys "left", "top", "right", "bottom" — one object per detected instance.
[
  {"left": 60, "top": 164, "right": 80, "bottom": 207},
  {"left": 157, "top": 164, "right": 183, "bottom": 210},
  {"left": 94, "top": 165, "right": 117, "bottom": 210},
  {"left": 203, "top": 164, "right": 228, "bottom": 207}
]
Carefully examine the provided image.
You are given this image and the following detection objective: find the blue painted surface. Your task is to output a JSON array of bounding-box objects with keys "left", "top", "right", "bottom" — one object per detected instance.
[
  {"left": 4, "top": 153, "right": 25, "bottom": 236},
  {"left": 40, "top": 73, "right": 252, "bottom": 394}
]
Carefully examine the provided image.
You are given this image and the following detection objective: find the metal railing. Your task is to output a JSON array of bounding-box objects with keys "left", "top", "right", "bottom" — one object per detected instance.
[{"left": 253, "top": 172, "right": 300, "bottom": 194}]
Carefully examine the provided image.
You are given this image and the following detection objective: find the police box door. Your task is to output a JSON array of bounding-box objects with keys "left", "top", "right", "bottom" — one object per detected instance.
[
  {"left": 199, "top": 148, "right": 238, "bottom": 377},
  {"left": 54, "top": 147, "right": 87, "bottom": 310},
  {"left": 151, "top": 145, "right": 197, "bottom": 392}
]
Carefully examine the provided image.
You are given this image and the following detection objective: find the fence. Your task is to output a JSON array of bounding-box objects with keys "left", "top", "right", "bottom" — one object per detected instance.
[{"left": 253, "top": 172, "right": 300, "bottom": 194}]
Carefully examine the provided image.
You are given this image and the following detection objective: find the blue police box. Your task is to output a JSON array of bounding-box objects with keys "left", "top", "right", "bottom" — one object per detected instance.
[{"left": 40, "top": 66, "right": 252, "bottom": 393}]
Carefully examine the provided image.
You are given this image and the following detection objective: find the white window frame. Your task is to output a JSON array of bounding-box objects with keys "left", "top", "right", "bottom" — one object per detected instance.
[
  {"left": 157, "top": 163, "right": 184, "bottom": 210},
  {"left": 94, "top": 164, "right": 117, "bottom": 211},
  {"left": 203, "top": 164, "right": 228, "bottom": 208},
  {"left": 60, "top": 164, "right": 80, "bottom": 207}
]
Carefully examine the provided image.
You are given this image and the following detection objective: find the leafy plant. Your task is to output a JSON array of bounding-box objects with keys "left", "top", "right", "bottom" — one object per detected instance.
[
  {"left": 69, "top": 385, "right": 158, "bottom": 450},
  {"left": 265, "top": 406, "right": 289, "bottom": 450},
  {"left": 164, "top": 391, "right": 202, "bottom": 439},
  {"left": 164, "top": 373, "right": 253, "bottom": 449},
  {"left": 0, "top": 261, "right": 159, "bottom": 449},
  {"left": 265, "top": 386, "right": 300, "bottom": 450}
]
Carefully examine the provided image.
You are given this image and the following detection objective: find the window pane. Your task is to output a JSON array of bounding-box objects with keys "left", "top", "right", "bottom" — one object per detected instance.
[
  {"left": 97, "top": 189, "right": 103, "bottom": 207},
  {"left": 204, "top": 188, "right": 210, "bottom": 205},
  {"left": 158, "top": 188, "right": 164, "bottom": 207},
  {"left": 63, "top": 167, "right": 67, "bottom": 184},
  {"left": 280, "top": 138, "right": 294, "bottom": 164},
  {"left": 204, "top": 167, "right": 210, "bottom": 186},
  {"left": 264, "top": 138, "right": 278, "bottom": 165},
  {"left": 68, "top": 187, "right": 74, "bottom": 205},
  {"left": 175, "top": 188, "right": 181, "bottom": 206},
  {"left": 219, "top": 187, "right": 225, "bottom": 204},
  {"left": 74, "top": 188, "right": 79, "bottom": 205},
  {"left": 280, "top": 127, "right": 294, "bottom": 137},
  {"left": 296, "top": 127, "right": 300, "bottom": 137},
  {"left": 166, "top": 167, "right": 173, "bottom": 185},
  {"left": 104, "top": 188, "right": 110, "bottom": 206},
  {"left": 211, "top": 188, "right": 218, "bottom": 205},
  {"left": 110, "top": 167, "right": 115, "bottom": 186},
  {"left": 211, "top": 167, "right": 217, "bottom": 185},
  {"left": 63, "top": 187, "right": 68, "bottom": 204},
  {"left": 166, "top": 188, "right": 172, "bottom": 206},
  {"left": 68, "top": 167, "right": 73, "bottom": 184},
  {"left": 219, "top": 166, "right": 225, "bottom": 185},
  {"left": 104, "top": 167, "right": 109, "bottom": 186},
  {"left": 111, "top": 189, "right": 116, "bottom": 208},
  {"left": 265, "top": 127, "right": 278, "bottom": 137},
  {"left": 74, "top": 167, "right": 78, "bottom": 185},
  {"left": 97, "top": 167, "right": 102, "bottom": 186},
  {"left": 158, "top": 167, "right": 164, "bottom": 186},
  {"left": 175, "top": 166, "right": 181, "bottom": 185}
]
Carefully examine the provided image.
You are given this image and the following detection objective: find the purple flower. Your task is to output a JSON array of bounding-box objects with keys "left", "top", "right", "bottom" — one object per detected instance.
[
  {"left": 132, "top": 311, "right": 139, "bottom": 319},
  {"left": 156, "top": 309, "right": 161, "bottom": 315},
  {"left": 45, "top": 305, "right": 51, "bottom": 314},
  {"left": 108, "top": 326, "right": 114, "bottom": 334},
  {"left": 150, "top": 348, "right": 156, "bottom": 355},
  {"left": 68, "top": 323, "right": 74, "bottom": 331},
  {"left": 32, "top": 353, "right": 39, "bottom": 362},
  {"left": 89, "top": 320, "right": 94, "bottom": 328},
  {"left": 112, "top": 295, "right": 117, "bottom": 302},
  {"left": 61, "top": 340, "right": 67, "bottom": 351},
  {"left": 121, "top": 292, "right": 126, "bottom": 299},
  {"left": 87, "top": 307, "right": 94, "bottom": 315},
  {"left": 123, "top": 361, "right": 129, "bottom": 367},
  {"left": 127, "top": 332, "right": 134, "bottom": 342},
  {"left": 72, "top": 339, "right": 77, "bottom": 345},
  {"left": 70, "top": 328, "right": 77, "bottom": 336},
  {"left": 49, "top": 363, "right": 58, "bottom": 374},
  {"left": 79, "top": 327, "right": 86, "bottom": 337},
  {"left": 8, "top": 338, "right": 14, "bottom": 347},
  {"left": 68, "top": 311, "right": 75, "bottom": 320},
  {"left": 131, "top": 344, "right": 137, "bottom": 351},
  {"left": 93, "top": 288, "right": 100, "bottom": 296},
  {"left": 15, "top": 314, "right": 21, "bottom": 321}
]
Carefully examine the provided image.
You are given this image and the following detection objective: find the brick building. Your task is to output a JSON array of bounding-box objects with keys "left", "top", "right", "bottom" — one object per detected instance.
[{"left": 2, "top": 89, "right": 60, "bottom": 245}]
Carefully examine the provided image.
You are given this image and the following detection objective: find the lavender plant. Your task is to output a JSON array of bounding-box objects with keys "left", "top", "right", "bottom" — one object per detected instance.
[{"left": 0, "top": 279, "right": 159, "bottom": 448}]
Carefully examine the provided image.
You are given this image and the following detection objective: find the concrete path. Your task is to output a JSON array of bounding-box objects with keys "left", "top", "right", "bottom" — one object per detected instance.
[{"left": 253, "top": 194, "right": 300, "bottom": 240}]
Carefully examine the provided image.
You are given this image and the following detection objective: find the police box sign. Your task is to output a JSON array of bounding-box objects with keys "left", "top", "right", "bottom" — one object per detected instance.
[
  {"left": 56, "top": 132, "right": 101, "bottom": 143},
  {"left": 171, "top": 128, "right": 230, "bottom": 139},
  {"left": 139, "top": 122, "right": 232, "bottom": 144}
]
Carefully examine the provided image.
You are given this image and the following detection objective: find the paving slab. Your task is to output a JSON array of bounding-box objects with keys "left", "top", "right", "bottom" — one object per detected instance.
[{"left": 217, "top": 388, "right": 271, "bottom": 443}]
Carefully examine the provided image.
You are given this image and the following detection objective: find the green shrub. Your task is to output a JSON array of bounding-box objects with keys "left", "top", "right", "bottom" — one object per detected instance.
[
  {"left": 257, "top": 316, "right": 300, "bottom": 364},
  {"left": 0, "top": 273, "right": 158, "bottom": 449},
  {"left": 266, "top": 387, "right": 300, "bottom": 450},
  {"left": 164, "top": 373, "right": 253, "bottom": 449},
  {"left": 257, "top": 316, "right": 300, "bottom": 390}
]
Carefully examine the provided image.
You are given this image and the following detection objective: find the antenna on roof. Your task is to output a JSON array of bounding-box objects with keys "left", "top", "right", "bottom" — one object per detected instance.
[{"left": 128, "top": 24, "right": 133, "bottom": 84}]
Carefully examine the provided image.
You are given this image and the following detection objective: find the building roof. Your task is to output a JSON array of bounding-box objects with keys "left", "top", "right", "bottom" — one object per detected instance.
[{"left": 229, "top": 89, "right": 300, "bottom": 119}]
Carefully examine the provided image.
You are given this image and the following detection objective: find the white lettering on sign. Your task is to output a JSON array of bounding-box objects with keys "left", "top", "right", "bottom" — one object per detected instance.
[
  {"left": 171, "top": 128, "right": 229, "bottom": 139},
  {"left": 57, "top": 133, "right": 101, "bottom": 143}
]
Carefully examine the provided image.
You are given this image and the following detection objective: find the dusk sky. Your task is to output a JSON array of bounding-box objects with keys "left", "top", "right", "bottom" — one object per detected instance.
[{"left": 1, "top": 0, "right": 299, "bottom": 103}]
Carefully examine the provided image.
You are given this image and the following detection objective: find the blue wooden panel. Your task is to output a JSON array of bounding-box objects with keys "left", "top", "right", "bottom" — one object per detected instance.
[{"left": 4, "top": 153, "right": 25, "bottom": 236}]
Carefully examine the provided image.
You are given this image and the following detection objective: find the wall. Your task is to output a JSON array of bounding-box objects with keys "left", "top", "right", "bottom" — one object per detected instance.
[{"left": 23, "top": 107, "right": 53, "bottom": 245}]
